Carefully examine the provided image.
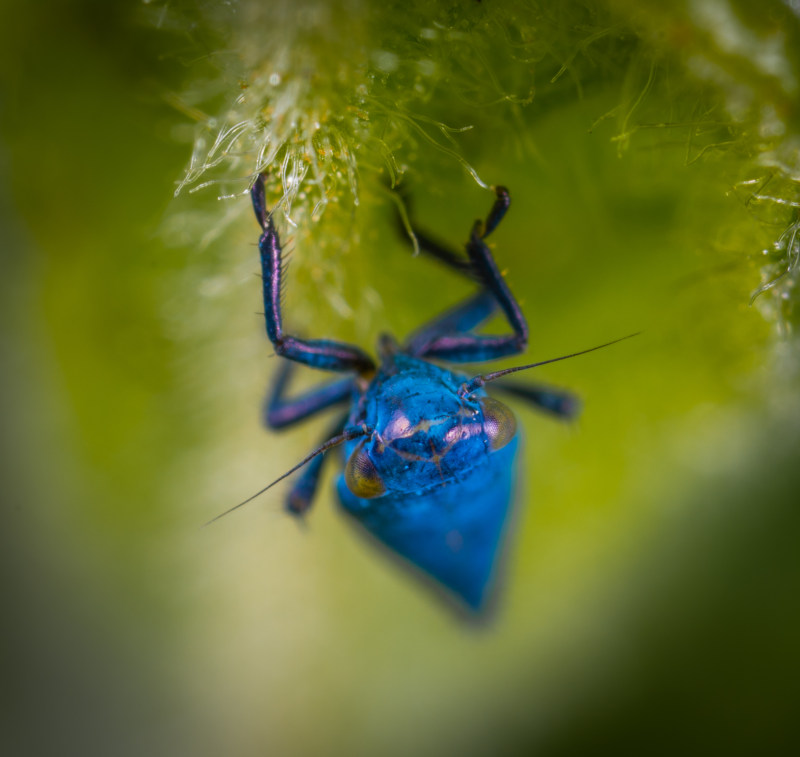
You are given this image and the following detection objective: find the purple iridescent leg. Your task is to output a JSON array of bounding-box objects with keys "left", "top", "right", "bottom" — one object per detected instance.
[
  {"left": 408, "top": 186, "right": 529, "bottom": 364},
  {"left": 264, "top": 361, "right": 353, "bottom": 429},
  {"left": 252, "top": 175, "right": 375, "bottom": 374}
]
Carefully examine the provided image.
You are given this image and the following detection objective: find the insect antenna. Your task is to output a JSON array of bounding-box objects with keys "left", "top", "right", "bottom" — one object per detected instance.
[
  {"left": 203, "top": 425, "right": 371, "bottom": 526},
  {"left": 462, "top": 332, "right": 640, "bottom": 395}
]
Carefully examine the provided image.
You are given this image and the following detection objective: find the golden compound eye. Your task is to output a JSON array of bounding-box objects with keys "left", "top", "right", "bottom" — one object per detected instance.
[
  {"left": 479, "top": 396, "right": 517, "bottom": 451},
  {"left": 344, "top": 439, "right": 386, "bottom": 499}
]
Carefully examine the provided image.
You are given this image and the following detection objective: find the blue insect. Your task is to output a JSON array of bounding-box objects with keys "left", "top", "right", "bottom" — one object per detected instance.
[{"left": 214, "top": 176, "right": 630, "bottom": 612}]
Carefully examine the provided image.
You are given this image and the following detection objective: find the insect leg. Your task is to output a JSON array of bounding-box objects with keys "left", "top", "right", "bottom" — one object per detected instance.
[
  {"left": 404, "top": 227, "right": 479, "bottom": 280},
  {"left": 264, "top": 361, "right": 354, "bottom": 429},
  {"left": 396, "top": 186, "right": 479, "bottom": 280},
  {"left": 398, "top": 183, "right": 509, "bottom": 277},
  {"left": 400, "top": 187, "right": 525, "bottom": 360},
  {"left": 404, "top": 290, "right": 496, "bottom": 357},
  {"left": 284, "top": 411, "right": 350, "bottom": 515},
  {"left": 492, "top": 380, "right": 580, "bottom": 419},
  {"left": 415, "top": 187, "right": 529, "bottom": 364},
  {"left": 252, "top": 175, "right": 375, "bottom": 374}
]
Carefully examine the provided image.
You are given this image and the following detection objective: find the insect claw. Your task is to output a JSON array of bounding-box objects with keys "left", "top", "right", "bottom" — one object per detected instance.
[{"left": 482, "top": 186, "right": 511, "bottom": 238}]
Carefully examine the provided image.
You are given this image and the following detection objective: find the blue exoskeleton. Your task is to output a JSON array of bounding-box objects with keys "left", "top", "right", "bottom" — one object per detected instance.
[{"left": 219, "top": 176, "right": 627, "bottom": 612}]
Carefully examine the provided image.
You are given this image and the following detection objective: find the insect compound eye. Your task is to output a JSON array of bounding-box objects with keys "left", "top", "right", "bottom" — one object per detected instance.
[
  {"left": 344, "top": 439, "right": 386, "bottom": 499},
  {"left": 479, "top": 396, "right": 517, "bottom": 451}
]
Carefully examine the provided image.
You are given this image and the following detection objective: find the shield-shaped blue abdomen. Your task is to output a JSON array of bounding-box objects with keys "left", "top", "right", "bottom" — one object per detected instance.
[{"left": 336, "top": 355, "right": 520, "bottom": 610}]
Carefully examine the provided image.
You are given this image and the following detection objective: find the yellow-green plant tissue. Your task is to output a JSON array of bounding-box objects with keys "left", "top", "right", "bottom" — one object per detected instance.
[{"left": 1, "top": 1, "right": 799, "bottom": 755}]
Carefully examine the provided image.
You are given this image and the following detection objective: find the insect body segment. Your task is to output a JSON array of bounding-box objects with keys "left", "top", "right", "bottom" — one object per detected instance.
[
  {"left": 249, "top": 176, "right": 576, "bottom": 611},
  {"left": 336, "top": 354, "right": 520, "bottom": 609},
  {"left": 341, "top": 354, "right": 513, "bottom": 497}
]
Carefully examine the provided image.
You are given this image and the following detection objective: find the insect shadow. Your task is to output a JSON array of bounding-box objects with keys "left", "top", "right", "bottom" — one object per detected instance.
[{"left": 211, "top": 176, "right": 634, "bottom": 615}]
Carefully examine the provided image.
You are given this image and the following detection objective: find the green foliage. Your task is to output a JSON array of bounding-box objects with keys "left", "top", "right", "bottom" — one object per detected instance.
[
  {"left": 1, "top": 1, "right": 799, "bottom": 755},
  {"left": 165, "top": 0, "right": 800, "bottom": 333}
]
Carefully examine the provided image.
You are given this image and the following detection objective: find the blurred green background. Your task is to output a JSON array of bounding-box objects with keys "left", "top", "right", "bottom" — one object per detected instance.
[{"left": 1, "top": 1, "right": 799, "bottom": 755}]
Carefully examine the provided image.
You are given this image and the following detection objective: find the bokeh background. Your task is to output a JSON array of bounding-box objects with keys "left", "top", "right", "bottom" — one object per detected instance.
[{"left": 2, "top": 1, "right": 799, "bottom": 755}]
